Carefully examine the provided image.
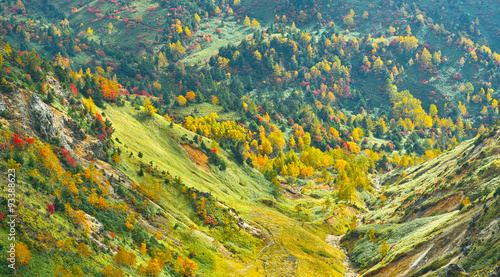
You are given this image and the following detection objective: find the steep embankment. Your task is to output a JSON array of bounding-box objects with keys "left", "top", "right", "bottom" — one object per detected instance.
[{"left": 342, "top": 127, "right": 500, "bottom": 276}]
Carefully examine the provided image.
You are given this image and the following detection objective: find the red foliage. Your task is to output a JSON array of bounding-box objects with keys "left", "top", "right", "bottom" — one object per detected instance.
[
  {"left": 0, "top": 213, "right": 4, "bottom": 221},
  {"left": 70, "top": 83, "right": 78, "bottom": 97},
  {"left": 46, "top": 204, "right": 55, "bottom": 214},
  {"left": 12, "top": 134, "right": 25, "bottom": 148},
  {"left": 96, "top": 50, "right": 106, "bottom": 58},
  {"left": 61, "top": 148, "right": 69, "bottom": 156},
  {"left": 25, "top": 137, "right": 34, "bottom": 145},
  {"left": 66, "top": 156, "right": 76, "bottom": 167}
]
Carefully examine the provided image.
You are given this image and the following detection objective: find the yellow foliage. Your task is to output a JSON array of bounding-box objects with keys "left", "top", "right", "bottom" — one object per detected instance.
[
  {"left": 16, "top": 242, "right": 31, "bottom": 267},
  {"left": 176, "top": 95, "right": 187, "bottom": 106},
  {"left": 143, "top": 98, "right": 158, "bottom": 116}
]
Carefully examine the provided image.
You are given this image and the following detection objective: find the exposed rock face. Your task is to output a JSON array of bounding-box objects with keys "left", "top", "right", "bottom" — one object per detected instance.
[
  {"left": 85, "top": 213, "right": 105, "bottom": 235},
  {"left": 28, "top": 92, "right": 55, "bottom": 138},
  {"left": 84, "top": 213, "right": 111, "bottom": 252},
  {"left": 46, "top": 75, "right": 68, "bottom": 98},
  {"left": 0, "top": 97, "right": 6, "bottom": 112},
  {"left": 1, "top": 79, "right": 105, "bottom": 162},
  {"left": 438, "top": 264, "right": 466, "bottom": 277}
]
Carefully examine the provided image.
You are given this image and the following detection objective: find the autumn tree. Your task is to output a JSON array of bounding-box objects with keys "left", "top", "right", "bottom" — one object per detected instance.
[
  {"left": 379, "top": 240, "right": 390, "bottom": 257},
  {"left": 114, "top": 246, "right": 136, "bottom": 266},
  {"left": 251, "top": 19, "right": 260, "bottom": 28},
  {"left": 177, "top": 95, "right": 187, "bottom": 106},
  {"left": 78, "top": 242, "right": 90, "bottom": 257},
  {"left": 16, "top": 242, "right": 31, "bottom": 267},
  {"left": 112, "top": 153, "right": 121, "bottom": 164},
  {"left": 418, "top": 48, "right": 433, "bottom": 68},
  {"left": 211, "top": 95, "right": 219, "bottom": 104},
  {"left": 186, "top": 91, "right": 196, "bottom": 102},
  {"left": 143, "top": 98, "right": 158, "bottom": 116},
  {"left": 243, "top": 16, "right": 251, "bottom": 26},
  {"left": 108, "top": 22, "right": 113, "bottom": 34},
  {"left": 158, "top": 52, "right": 168, "bottom": 68},
  {"left": 343, "top": 9, "right": 355, "bottom": 27}
]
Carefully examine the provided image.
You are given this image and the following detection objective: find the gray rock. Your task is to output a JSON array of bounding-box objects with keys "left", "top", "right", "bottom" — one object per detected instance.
[
  {"left": 0, "top": 97, "right": 7, "bottom": 112},
  {"left": 28, "top": 93, "right": 55, "bottom": 138},
  {"left": 91, "top": 140, "right": 105, "bottom": 159}
]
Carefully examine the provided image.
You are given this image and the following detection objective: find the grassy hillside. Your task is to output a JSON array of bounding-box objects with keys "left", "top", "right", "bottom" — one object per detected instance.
[
  {"left": 1, "top": 0, "right": 500, "bottom": 276},
  {"left": 342, "top": 126, "right": 500, "bottom": 276},
  {"left": 102, "top": 101, "right": 347, "bottom": 276}
]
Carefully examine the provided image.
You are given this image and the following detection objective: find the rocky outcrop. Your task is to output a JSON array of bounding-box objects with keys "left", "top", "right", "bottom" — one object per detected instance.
[
  {"left": 0, "top": 97, "right": 6, "bottom": 112},
  {"left": 85, "top": 213, "right": 105, "bottom": 235},
  {"left": 2, "top": 79, "right": 105, "bottom": 163},
  {"left": 84, "top": 213, "right": 112, "bottom": 253},
  {"left": 28, "top": 92, "right": 56, "bottom": 138}
]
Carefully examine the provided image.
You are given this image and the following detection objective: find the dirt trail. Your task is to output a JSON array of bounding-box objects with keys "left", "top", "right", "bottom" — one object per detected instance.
[
  {"left": 325, "top": 175, "right": 381, "bottom": 276},
  {"left": 326, "top": 210, "right": 365, "bottom": 277},
  {"left": 326, "top": 234, "right": 360, "bottom": 277}
]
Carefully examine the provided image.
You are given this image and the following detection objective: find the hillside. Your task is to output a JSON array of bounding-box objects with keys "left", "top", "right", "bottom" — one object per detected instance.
[
  {"left": 0, "top": 0, "right": 499, "bottom": 276},
  {"left": 342, "top": 126, "right": 500, "bottom": 276}
]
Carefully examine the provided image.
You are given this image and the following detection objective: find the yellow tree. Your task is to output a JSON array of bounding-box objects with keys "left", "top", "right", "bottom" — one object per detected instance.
[
  {"left": 143, "top": 98, "right": 158, "bottom": 116},
  {"left": 243, "top": 16, "right": 251, "bottom": 26},
  {"left": 373, "top": 57, "right": 384, "bottom": 71},
  {"left": 108, "top": 22, "right": 113, "bottom": 34},
  {"left": 186, "top": 91, "right": 196, "bottom": 102},
  {"left": 211, "top": 95, "right": 219, "bottom": 104},
  {"left": 343, "top": 10, "right": 355, "bottom": 27},
  {"left": 254, "top": 50, "right": 262, "bottom": 61},
  {"left": 337, "top": 170, "right": 355, "bottom": 202},
  {"left": 139, "top": 243, "right": 148, "bottom": 255},
  {"left": 16, "top": 242, "right": 31, "bottom": 267},
  {"left": 429, "top": 104, "right": 438, "bottom": 117},
  {"left": 251, "top": 19, "right": 260, "bottom": 28},
  {"left": 112, "top": 153, "right": 121, "bottom": 164},
  {"left": 419, "top": 48, "right": 433, "bottom": 68},
  {"left": 78, "top": 243, "right": 90, "bottom": 257},
  {"left": 379, "top": 240, "right": 390, "bottom": 257},
  {"left": 158, "top": 52, "right": 168, "bottom": 68},
  {"left": 177, "top": 95, "right": 187, "bottom": 106}
]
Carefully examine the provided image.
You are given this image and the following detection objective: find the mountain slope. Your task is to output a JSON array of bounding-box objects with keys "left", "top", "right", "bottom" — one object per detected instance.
[{"left": 342, "top": 126, "right": 500, "bottom": 276}]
